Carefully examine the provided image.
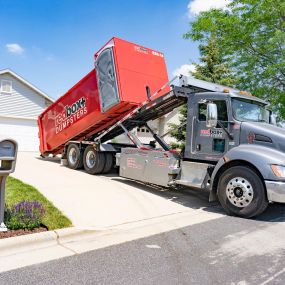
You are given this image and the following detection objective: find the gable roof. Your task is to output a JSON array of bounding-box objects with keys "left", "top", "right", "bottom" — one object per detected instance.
[{"left": 0, "top": 69, "right": 54, "bottom": 103}]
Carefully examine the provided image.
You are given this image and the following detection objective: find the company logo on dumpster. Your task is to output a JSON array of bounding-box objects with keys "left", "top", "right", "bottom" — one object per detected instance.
[{"left": 55, "top": 97, "right": 87, "bottom": 134}]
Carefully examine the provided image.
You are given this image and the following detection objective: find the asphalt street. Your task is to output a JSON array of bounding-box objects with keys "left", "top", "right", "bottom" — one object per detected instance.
[{"left": 1, "top": 200, "right": 284, "bottom": 285}]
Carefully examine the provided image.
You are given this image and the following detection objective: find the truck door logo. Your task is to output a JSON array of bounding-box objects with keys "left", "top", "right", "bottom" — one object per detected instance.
[
  {"left": 55, "top": 97, "right": 87, "bottom": 134},
  {"left": 200, "top": 129, "right": 211, "bottom": 137},
  {"left": 200, "top": 129, "right": 223, "bottom": 138}
]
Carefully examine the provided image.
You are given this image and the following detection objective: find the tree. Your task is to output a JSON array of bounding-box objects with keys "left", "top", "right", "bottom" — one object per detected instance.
[
  {"left": 184, "top": 0, "right": 285, "bottom": 117},
  {"left": 193, "top": 35, "right": 236, "bottom": 87},
  {"left": 169, "top": 36, "right": 235, "bottom": 149},
  {"left": 168, "top": 104, "right": 187, "bottom": 150}
]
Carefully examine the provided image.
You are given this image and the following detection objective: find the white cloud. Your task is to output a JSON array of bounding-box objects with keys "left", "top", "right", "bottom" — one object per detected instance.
[
  {"left": 173, "top": 64, "right": 196, "bottom": 77},
  {"left": 188, "top": 0, "right": 231, "bottom": 15},
  {"left": 6, "top": 43, "right": 24, "bottom": 55}
]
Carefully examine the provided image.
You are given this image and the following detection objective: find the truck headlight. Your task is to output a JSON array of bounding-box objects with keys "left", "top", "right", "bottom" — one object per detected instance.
[{"left": 271, "top": 165, "right": 285, "bottom": 178}]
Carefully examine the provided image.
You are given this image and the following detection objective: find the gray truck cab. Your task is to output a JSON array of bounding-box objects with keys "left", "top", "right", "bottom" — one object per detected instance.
[
  {"left": 180, "top": 89, "right": 285, "bottom": 218},
  {"left": 185, "top": 91, "right": 271, "bottom": 162}
]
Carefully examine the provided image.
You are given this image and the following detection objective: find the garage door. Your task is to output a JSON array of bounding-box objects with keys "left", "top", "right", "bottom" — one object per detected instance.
[{"left": 0, "top": 117, "right": 39, "bottom": 151}]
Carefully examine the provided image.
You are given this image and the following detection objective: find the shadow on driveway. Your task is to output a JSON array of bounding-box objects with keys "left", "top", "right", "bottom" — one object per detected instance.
[{"left": 37, "top": 155, "right": 285, "bottom": 223}]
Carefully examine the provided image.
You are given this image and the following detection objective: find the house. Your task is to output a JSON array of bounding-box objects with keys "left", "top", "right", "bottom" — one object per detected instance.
[{"left": 0, "top": 69, "right": 54, "bottom": 151}]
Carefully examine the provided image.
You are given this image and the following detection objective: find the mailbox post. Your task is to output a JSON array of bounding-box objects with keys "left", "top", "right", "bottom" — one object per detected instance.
[{"left": 0, "top": 137, "right": 18, "bottom": 232}]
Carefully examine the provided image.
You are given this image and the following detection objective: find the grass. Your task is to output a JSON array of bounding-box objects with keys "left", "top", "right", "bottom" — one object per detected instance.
[{"left": 5, "top": 176, "right": 72, "bottom": 230}]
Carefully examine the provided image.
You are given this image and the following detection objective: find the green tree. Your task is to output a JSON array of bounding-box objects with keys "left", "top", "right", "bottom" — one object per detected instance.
[
  {"left": 184, "top": 0, "right": 285, "bottom": 117},
  {"left": 192, "top": 35, "right": 236, "bottom": 87},
  {"left": 168, "top": 104, "right": 187, "bottom": 150},
  {"left": 169, "top": 36, "right": 235, "bottom": 149}
]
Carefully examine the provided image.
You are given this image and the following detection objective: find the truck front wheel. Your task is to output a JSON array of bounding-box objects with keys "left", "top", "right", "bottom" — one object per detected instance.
[
  {"left": 66, "top": 144, "right": 83, "bottom": 170},
  {"left": 83, "top": 146, "right": 105, "bottom": 174},
  {"left": 217, "top": 166, "right": 268, "bottom": 218}
]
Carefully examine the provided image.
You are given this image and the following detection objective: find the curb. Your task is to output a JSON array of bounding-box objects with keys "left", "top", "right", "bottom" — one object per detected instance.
[{"left": 0, "top": 227, "right": 98, "bottom": 256}]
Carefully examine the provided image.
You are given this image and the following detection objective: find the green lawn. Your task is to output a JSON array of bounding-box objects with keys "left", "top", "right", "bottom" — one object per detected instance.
[{"left": 5, "top": 177, "right": 72, "bottom": 230}]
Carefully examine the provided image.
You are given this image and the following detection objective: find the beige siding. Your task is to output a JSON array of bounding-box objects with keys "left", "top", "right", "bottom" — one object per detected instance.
[{"left": 0, "top": 73, "right": 48, "bottom": 118}]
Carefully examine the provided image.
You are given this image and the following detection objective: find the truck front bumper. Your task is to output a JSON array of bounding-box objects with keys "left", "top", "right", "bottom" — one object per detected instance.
[{"left": 265, "top": 181, "right": 285, "bottom": 203}]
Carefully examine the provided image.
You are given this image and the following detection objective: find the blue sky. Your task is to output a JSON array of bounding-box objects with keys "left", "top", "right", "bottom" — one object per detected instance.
[{"left": 0, "top": 0, "right": 225, "bottom": 99}]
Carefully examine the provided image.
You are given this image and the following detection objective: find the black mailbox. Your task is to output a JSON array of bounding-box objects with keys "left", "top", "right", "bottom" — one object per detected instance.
[{"left": 0, "top": 137, "right": 18, "bottom": 232}]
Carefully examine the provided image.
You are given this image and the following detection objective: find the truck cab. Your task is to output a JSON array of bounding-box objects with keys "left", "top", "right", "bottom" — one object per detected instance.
[
  {"left": 184, "top": 91, "right": 272, "bottom": 162},
  {"left": 176, "top": 88, "right": 285, "bottom": 218}
]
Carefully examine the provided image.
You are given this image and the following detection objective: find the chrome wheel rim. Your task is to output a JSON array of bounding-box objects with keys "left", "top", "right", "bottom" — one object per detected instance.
[
  {"left": 86, "top": 150, "right": 96, "bottom": 168},
  {"left": 226, "top": 177, "right": 254, "bottom": 208},
  {"left": 68, "top": 147, "right": 77, "bottom": 165}
]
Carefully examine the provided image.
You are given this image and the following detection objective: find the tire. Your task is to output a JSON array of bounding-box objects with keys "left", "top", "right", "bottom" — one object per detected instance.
[
  {"left": 217, "top": 166, "right": 268, "bottom": 218},
  {"left": 66, "top": 144, "right": 83, "bottom": 170},
  {"left": 102, "top": 153, "right": 113, "bottom": 174},
  {"left": 83, "top": 146, "right": 105, "bottom": 174}
]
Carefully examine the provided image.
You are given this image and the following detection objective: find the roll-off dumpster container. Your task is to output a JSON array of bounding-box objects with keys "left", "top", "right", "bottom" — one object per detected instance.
[{"left": 38, "top": 37, "right": 169, "bottom": 155}]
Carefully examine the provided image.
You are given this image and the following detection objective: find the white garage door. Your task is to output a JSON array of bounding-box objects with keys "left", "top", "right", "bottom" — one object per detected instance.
[{"left": 0, "top": 117, "right": 39, "bottom": 151}]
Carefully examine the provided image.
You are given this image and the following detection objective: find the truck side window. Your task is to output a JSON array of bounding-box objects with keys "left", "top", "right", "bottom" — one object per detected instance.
[
  {"left": 198, "top": 104, "right": 207, "bottom": 121},
  {"left": 216, "top": 101, "right": 228, "bottom": 122},
  {"left": 198, "top": 100, "right": 228, "bottom": 123}
]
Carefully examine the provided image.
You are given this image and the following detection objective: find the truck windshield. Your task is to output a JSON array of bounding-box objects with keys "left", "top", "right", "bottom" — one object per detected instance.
[{"left": 232, "top": 98, "right": 268, "bottom": 123}]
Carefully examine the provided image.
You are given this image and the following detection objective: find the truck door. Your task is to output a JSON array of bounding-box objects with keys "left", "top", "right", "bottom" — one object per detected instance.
[{"left": 191, "top": 99, "right": 229, "bottom": 162}]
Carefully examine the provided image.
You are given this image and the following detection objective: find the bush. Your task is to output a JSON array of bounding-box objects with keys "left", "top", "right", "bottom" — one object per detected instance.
[{"left": 5, "top": 201, "right": 45, "bottom": 230}]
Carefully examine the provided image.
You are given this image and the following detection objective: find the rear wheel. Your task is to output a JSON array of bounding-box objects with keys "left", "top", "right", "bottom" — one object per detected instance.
[
  {"left": 83, "top": 146, "right": 105, "bottom": 174},
  {"left": 217, "top": 166, "right": 268, "bottom": 218},
  {"left": 66, "top": 144, "right": 83, "bottom": 170},
  {"left": 102, "top": 153, "right": 113, "bottom": 174}
]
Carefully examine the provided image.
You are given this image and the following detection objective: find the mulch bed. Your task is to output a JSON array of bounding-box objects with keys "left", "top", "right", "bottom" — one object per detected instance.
[{"left": 0, "top": 226, "right": 48, "bottom": 239}]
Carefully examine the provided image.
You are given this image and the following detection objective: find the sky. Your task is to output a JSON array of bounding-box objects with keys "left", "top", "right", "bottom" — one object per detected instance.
[{"left": 0, "top": 0, "right": 230, "bottom": 99}]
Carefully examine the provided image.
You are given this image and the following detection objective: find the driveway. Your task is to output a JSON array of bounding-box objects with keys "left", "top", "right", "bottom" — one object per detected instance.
[{"left": 12, "top": 152, "right": 223, "bottom": 229}]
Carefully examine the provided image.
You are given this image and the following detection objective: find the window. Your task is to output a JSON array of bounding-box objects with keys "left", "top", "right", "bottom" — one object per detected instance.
[
  {"left": 198, "top": 100, "right": 228, "bottom": 122},
  {"left": 1, "top": 80, "right": 12, "bottom": 93},
  {"left": 232, "top": 98, "right": 268, "bottom": 123}
]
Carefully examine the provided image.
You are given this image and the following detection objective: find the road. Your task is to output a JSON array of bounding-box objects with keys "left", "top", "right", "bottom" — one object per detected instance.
[{"left": 1, "top": 202, "right": 285, "bottom": 285}]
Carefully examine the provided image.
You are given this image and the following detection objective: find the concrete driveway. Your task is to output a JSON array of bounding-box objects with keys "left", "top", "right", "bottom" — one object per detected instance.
[{"left": 12, "top": 152, "right": 223, "bottom": 229}]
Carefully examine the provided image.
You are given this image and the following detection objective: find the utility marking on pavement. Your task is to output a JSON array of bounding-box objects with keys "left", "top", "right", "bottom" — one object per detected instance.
[
  {"left": 146, "top": 244, "right": 161, "bottom": 249},
  {"left": 260, "top": 267, "right": 285, "bottom": 285}
]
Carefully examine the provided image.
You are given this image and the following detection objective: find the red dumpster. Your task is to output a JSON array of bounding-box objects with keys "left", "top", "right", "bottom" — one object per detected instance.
[{"left": 38, "top": 37, "right": 169, "bottom": 155}]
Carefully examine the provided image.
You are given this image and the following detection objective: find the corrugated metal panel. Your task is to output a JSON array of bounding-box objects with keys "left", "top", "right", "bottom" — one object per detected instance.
[{"left": 0, "top": 73, "right": 48, "bottom": 118}]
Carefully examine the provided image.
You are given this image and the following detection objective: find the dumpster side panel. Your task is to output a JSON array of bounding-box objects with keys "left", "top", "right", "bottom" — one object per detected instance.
[
  {"left": 39, "top": 69, "right": 99, "bottom": 153},
  {"left": 39, "top": 69, "right": 137, "bottom": 154}
]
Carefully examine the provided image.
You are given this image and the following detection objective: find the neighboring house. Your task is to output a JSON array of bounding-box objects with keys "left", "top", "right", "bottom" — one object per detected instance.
[{"left": 0, "top": 69, "right": 53, "bottom": 151}]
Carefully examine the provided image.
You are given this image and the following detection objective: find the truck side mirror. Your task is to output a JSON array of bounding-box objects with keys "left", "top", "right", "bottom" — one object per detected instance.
[{"left": 206, "top": 103, "right": 218, "bottom": 128}]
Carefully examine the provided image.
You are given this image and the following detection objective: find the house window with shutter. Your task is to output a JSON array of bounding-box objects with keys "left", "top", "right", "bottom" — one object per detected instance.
[{"left": 1, "top": 80, "right": 12, "bottom": 94}]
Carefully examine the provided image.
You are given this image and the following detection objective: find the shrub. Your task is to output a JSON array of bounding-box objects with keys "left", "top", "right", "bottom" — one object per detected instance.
[{"left": 5, "top": 201, "right": 45, "bottom": 230}]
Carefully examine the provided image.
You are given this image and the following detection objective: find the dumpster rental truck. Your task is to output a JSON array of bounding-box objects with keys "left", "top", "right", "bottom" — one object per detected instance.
[{"left": 38, "top": 37, "right": 285, "bottom": 218}]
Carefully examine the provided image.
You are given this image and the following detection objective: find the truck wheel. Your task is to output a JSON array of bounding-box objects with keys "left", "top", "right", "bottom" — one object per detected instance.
[
  {"left": 83, "top": 146, "right": 105, "bottom": 174},
  {"left": 217, "top": 166, "right": 268, "bottom": 218},
  {"left": 66, "top": 144, "right": 83, "bottom": 170},
  {"left": 102, "top": 153, "right": 113, "bottom": 174}
]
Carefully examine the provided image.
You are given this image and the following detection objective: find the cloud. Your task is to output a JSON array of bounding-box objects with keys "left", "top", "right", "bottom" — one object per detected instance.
[
  {"left": 173, "top": 64, "right": 196, "bottom": 77},
  {"left": 6, "top": 43, "right": 24, "bottom": 55},
  {"left": 188, "top": 0, "right": 231, "bottom": 15}
]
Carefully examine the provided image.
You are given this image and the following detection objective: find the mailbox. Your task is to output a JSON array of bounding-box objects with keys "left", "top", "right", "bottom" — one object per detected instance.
[{"left": 0, "top": 137, "right": 18, "bottom": 232}]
